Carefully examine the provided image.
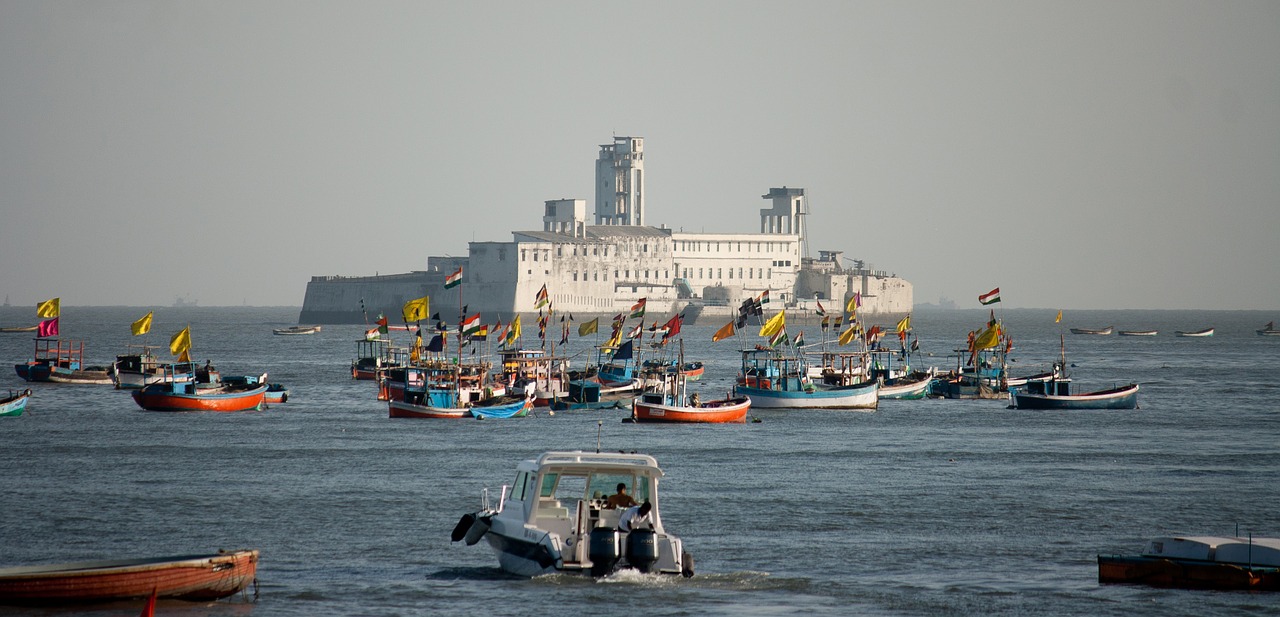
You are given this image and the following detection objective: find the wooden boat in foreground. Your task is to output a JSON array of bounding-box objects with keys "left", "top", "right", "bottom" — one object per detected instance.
[
  {"left": 1069, "top": 326, "right": 1113, "bottom": 335},
  {"left": 453, "top": 451, "right": 694, "bottom": 578},
  {"left": 1, "top": 389, "right": 31, "bottom": 417},
  {"left": 1098, "top": 536, "right": 1280, "bottom": 590},
  {"left": 1117, "top": 330, "right": 1158, "bottom": 336},
  {"left": 0, "top": 549, "right": 258, "bottom": 606},
  {"left": 1175, "top": 328, "right": 1215, "bottom": 337}
]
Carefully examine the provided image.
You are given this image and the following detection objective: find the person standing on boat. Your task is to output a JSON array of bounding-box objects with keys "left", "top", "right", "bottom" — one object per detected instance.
[
  {"left": 618, "top": 501, "right": 652, "bottom": 532},
  {"left": 607, "top": 483, "right": 638, "bottom": 509}
]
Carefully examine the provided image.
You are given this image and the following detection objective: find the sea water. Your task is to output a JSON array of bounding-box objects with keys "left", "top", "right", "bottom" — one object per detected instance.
[{"left": 1, "top": 306, "right": 1277, "bottom": 616}]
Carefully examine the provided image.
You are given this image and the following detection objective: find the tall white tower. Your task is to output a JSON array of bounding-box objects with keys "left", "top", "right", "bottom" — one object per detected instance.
[
  {"left": 595, "top": 136, "right": 644, "bottom": 226},
  {"left": 761, "top": 187, "right": 808, "bottom": 258}
]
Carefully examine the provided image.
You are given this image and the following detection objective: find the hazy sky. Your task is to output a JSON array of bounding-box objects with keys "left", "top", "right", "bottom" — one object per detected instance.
[{"left": 2, "top": 1, "right": 1276, "bottom": 310}]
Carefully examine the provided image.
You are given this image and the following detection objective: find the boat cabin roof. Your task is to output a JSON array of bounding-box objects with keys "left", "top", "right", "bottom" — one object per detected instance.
[{"left": 518, "top": 450, "right": 663, "bottom": 476}]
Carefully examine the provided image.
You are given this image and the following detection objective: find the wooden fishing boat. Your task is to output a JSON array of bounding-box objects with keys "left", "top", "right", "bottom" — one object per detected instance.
[
  {"left": 551, "top": 379, "right": 640, "bottom": 411},
  {"left": 633, "top": 342, "right": 748, "bottom": 422},
  {"left": 273, "top": 325, "right": 321, "bottom": 335},
  {"left": 734, "top": 348, "right": 877, "bottom": 410},
  {"left": 0, "top": 389, "right": 31, "bottom": 417},
  {"left": 865, "top": 349, "right": 934, "bottom": 400},
  {"left": 1117, "top": 330, "right": 1159, "bottom": 336},
  {"left": 131, "top": 365, "right": 269, "bottom": 412},
  {"left": 264, "top": 383, "right": 289, "bottom": 404},
  {"left": 387, "top": 363, "right": 530, "bottom": 419},
  {"left": 351, "top": 337, "right": 407, "bottom": 380},
  {"left": 1010, "top": 340, "right": 1138, "bottom": 410},
  {"left": 15, "top": 339, "right": 112, "bottom": 384},
  {"left": 1069, "top": 326, "right": 1113, "bottom": 335},
  {"left": 111, "top": 346, "right": 194, "bottom": 389},
  {"left": 1099, "top": 536, "right": 1280, "bottom": 590},
  {"left": 1258, "top": 322, "right": 1280, "bottom": 336},
  {"left": 0, "top": 549, "right": 258, "bottom": 605},
  {"left": 453, "top": 451, "right": 694, "bottom": 578},
  {"left": 1175, "top": 328, "right": 1215, "bottom": 337}
]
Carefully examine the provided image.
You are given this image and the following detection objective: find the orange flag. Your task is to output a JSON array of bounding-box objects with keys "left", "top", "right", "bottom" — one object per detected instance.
[{"left": 712, "top": 320, "right": 736, "bottom": 342}]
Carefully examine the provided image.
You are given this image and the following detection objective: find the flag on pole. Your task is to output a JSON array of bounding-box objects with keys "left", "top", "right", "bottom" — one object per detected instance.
[
  {"left": 979, "top": 288, "right": 1001, "bottom": 305},
  {"left": 36, "top": 297, "right": 59, "bottom": 318},
  {"left": 131, "top": 312, "right": 153, "bottom": 336},
  {"left": 534, "top": 285, "right": 550, "bottom": 309},
  {"left": 758, "top": 289, "right": 770, "bottom": 305},
  {"left": 712, "top": 320, "right": 736, "bottom": 342},
  {"left": 444, "top": 267, "right": 463, "bottom": 289},
  {"left": 820, "top": 315, "right": 830, "bottom": 330},
  {"left": 629, "top": 298, "right": 647, "bottom": 319},
  {"left": 815, "top": 300, "right": 826, "bottom": 316},
  {"left": 626, "top": 322, "right": 642, "bottom": 339},
  {"left": 1055, "top": 309, "right": 1062, "bottom": 323},
  {"left": 759, "top": 310, "right": 786, "bottom": 338},
  {"left": 896, "top": 314, "right": 911, "bottom": 341},
  {"left": 837, "top": 324, "right": 859, "bottom": 346},
  {"left": 461, "top": 313, "right": 482, "bottom": 336},
  {"left": 38, "top": 318, "right": 58, "bottom": 337},
  {"left": 402, "top": 296, "right": 430, "bottom": 322},
  {"left": 768, "top": 327, "right": 789, "bottom": 348},
  {"left": 794, "top": 331, "right": 805, "bottom": 348},
  {"left": 660, "top": 313, "right": 682, "bottom": 342},
  {"left": 578, "top": 317, "right": 599, "bottom": 336},
  {"left": 845, "top": 292, "right": 861, "bottom": 315},
  {"left": 506, "top": 315, "right": 521, "bottom": 346},
  {"left": 169, "top": 326, "right": 191, "bottom": 361}
]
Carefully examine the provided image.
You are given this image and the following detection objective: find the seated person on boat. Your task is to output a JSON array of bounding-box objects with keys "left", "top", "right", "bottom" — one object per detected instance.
[{"left": 606, "top": 482, "right": 638, "bottom": 509}]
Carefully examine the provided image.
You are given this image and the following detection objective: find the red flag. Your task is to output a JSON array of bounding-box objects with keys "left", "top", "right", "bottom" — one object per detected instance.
[
  {"left": 661, "top": 314, "right": 682, "bottom": 340},
  {"left": 37, "top": 317, "right": 59, "bottom": 337},
  {"left": 376, "top": 314, "right": 389, "bottom": 327},
  {"left": 140, "top": 588, "right": 156, "bottom": 617}
]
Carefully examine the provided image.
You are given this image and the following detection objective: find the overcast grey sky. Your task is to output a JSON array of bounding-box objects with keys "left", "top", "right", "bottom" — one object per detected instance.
[{"left": 2, "top": 1, "right": 1276, "bottom": 310}]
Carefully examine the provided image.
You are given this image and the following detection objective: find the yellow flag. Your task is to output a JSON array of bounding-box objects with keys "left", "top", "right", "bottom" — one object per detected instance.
[
  {"left": 578, "top": 317, "right": 599, "bottom": 337},
  {"left": 758, "top": 310, "right": 786, "bottom": 338},
  {"left": 712, "top": 320, "right": 736, "bottom": 342},
  {"left": 895, "top": 314, "right": 911, "bottom": 334},
  {"left": 36, "top": 297, "right": 60, "bottom": 318},
  {"left": 508, "top": 314, "right": 522, "bottom": 343},
  {"left": 402, "top": 296, "right": 430, "bottom": 322},
  {"left": 169, "top": 326, "right": 192, "bottom": 357},
  {"left": 973, "top": 324, "right": 1001, "bottom": 350},
  {"left": 131, "top": 311, "right": 153, "bottom": 336},
  {"left": 837, "top": 325, "right": 859, "bottom": 346},
  {"left": 1055, "top": 310, "right": 1062, "bottom": 323}
]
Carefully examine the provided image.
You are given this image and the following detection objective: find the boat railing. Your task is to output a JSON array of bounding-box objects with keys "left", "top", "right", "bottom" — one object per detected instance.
[{"left": 535, "top": 451, "right": 660, "bottom": 469}]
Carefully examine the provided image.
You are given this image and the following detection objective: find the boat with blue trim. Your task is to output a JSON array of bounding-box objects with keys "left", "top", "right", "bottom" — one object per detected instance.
[
  {"left": 1, "top": 389, "right": 31, "bottom": 417},
  {"left": 734, "top": 348, "right": 877, "bottom": 410}
]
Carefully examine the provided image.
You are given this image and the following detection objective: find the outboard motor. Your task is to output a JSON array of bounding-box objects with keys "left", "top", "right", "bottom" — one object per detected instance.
[
  {"left": 625, "top": 528, "right": 659, "bottom": 573},
  {"left": 588, "top": 527, "right": 621, "bottom": 577}
]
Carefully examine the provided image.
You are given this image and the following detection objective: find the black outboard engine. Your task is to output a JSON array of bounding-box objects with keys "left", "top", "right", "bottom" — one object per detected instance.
[
  {"left": 625, "top": 528, "right": 659, "bottom": 573},
  {"left": 588, "top": 527, "right": 621, "bottom": 577}
]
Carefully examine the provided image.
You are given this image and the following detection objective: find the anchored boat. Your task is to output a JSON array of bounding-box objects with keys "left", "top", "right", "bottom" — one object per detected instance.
[
  {"left": 453, "top": 451, "right": 694, "bottom": 578},
  {"left": 0, "top": 549, "right": 258, "bottom": 606},
  {"left": 1099, "top": 536, "right": 1280, "bottom": 590}
]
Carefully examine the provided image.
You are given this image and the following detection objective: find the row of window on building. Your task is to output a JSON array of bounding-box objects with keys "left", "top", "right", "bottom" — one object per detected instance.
[{"left": 675, "top": 240, "right": 793, "bottom": 254}]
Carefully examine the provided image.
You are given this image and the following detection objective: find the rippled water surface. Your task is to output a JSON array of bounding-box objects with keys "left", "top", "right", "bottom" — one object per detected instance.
[{"left": 1, "top": 306, "right": 1278, "bottom": 616}]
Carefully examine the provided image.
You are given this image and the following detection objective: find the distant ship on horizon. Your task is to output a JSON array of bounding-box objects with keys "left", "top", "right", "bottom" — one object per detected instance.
[{"left": 173, "top": 296, "right": 198, "bottom": 308}]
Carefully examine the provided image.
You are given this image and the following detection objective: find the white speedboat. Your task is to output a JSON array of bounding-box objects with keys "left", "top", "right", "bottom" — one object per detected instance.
[{"left": 452, "top": 451, "right": 694, "bottom": 578}]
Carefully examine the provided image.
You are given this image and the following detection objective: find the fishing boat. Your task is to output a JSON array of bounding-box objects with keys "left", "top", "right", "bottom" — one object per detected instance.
[
  {"left": 131, "top": 364, "right": 269, "bottom": 412},
  {"left": 551, "top": 379, "right": 640, "bottom": 411},
  {"left": 1258, "top": 322, "right": 1280, "bottom": 336},
  {"left": 0, "top": 389, "right": 31, "bottom": 417},
  {"left": 452, "top": 451, "right": 695, "bottom": 578},
  {"left": 1175, "top": 328, "right": 1215, "bottom": 337},
  {"left": 866, "top": 349, "right": 935, "bottom": 400},
  {"left": 1010, "top": 339, "right": 1139, "bottom": 410},
  {"left": 633, "top": 343, "right": 749, "bottom": 422},
  {"left": 492, "top": 348, "right": 570, "bottom": 406},
  {"left": 351, "top": 337, "right": 407, "bottom": 380},
  {"left": 1098, "top": 536, "right": 1280, "bottom": 590},
  {"left": 1117, "top": 330, "right": 1159, "bottom": 336},
  {"left": 0, "top": 549, "right": 258, "bottom": 605},
  {"left": 387, "top": 363, "right": 530, "bottom": 419},
  {"left": 1069, "top": 326, "right": 1113, "bottom": 335},
  {"left": 111, "top": 346, "right": 194, "bottom": 389},
  {"left": 264, "top": 383, "right": 289, "bottom": 404},
  {"left": 734, "top": 348, "right": 877, "bottom": 410},
  {"left": 272, "top": 325, "right": 321, "bottom": 335},
  {"left": 14, "top": 338, "right": 112, "bottom": 384}
]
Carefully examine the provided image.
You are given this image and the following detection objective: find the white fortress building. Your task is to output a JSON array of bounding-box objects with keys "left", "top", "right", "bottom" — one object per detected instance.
[{"left": 298, "top": 136, "right": 911, "bottom": 324}]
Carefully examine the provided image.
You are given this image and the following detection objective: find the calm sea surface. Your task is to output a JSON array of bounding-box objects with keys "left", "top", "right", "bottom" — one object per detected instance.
[{"left": 1, "top": 306, "right": 1278, "bottom": 616}]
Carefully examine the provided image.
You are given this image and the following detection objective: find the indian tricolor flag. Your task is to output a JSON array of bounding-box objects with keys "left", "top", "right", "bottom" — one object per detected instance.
[
  {"left": 445, "top": 267, "right": 463, "bottom": 289},
  {"left": 461, "top": 313, "right": 482, "bottom": 336},
  {"left": 978, "top": 287, "right": 1001, "bottom": 305}
]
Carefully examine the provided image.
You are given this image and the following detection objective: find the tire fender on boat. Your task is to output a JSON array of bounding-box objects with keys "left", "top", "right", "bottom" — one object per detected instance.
[
  {"left": 463, "top": 516, "right": 491, "bottom": 546},
  {"left": 450, "top": 513, "right": 478, "bottom": 542}
]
